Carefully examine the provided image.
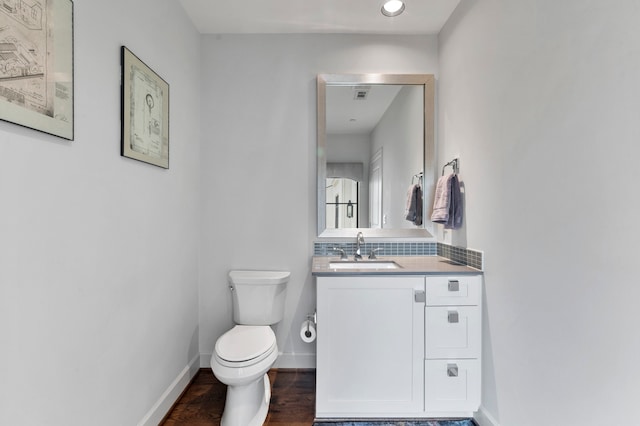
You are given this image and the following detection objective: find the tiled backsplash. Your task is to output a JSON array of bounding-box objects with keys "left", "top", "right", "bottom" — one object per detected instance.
[
  {"left": 313, "top": 241, "right": 483, "bottom": 270},
  {"left": 314, "top": 242, "right": 437, "bottom": 257},
  {"left": 437, "top": 243, "right": 483, "bottom": 270}
]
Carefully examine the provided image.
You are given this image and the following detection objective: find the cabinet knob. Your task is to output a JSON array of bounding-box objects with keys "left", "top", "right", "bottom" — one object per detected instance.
[
  {"left": 414, "top": 290, "right": 426, "bottom": 303},
  {"left": 448, "top": 280, "right": 460, "bottom": 292},
  {"left": 447, "top": 364, "right": 459, "bottom": 377},
  {"left": 448, "top": 311, "right": 459, "bottom": 323}
]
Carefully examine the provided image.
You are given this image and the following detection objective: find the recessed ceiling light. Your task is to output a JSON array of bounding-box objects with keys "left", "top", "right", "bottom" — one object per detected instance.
[{"left": 381, "top": 0, "right": 405, "bottom": 17}]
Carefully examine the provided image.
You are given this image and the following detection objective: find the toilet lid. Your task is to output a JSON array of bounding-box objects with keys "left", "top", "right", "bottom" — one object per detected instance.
[{"left": 215, "top": 325, "right": 276, "bottom": 363}]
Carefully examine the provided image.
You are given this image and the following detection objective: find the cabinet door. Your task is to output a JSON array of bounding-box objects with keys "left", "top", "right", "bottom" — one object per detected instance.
[
  {"left": 425, "top": 306, "right": 481, "bottom": 359},
  {"left": 425, "top": 359, "right": 480, "bottom": 412},
  {"left": 316, "top": 276, "right": 425, "bottom": 417}
]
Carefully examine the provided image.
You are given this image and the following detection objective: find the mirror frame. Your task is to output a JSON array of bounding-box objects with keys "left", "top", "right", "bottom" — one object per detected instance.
[{"left": 317, "top": 74, "right": 435, "bottom": 239}]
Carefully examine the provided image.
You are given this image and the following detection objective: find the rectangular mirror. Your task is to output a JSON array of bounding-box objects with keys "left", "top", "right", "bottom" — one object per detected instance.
[{"left": 317, "top": 74, "right": 435, "bottom": 238}]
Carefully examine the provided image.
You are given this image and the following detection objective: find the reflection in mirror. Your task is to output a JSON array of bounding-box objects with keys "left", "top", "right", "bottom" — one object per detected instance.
[
  {"left": 326, "top": 162, "right": 363, "bottom": 228},
  {"left": 317, "top": 74, "right": 435, "bottom": 238},
  {"left": 326, "top": 177, "right": 359, "bottom": 228}
]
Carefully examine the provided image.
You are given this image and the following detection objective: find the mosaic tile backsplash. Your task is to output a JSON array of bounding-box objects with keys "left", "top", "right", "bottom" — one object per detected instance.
[
  {"left": 313, "top": 241, "right": 437, "bottom": 257},
  {"left": 438, "top": 243, "right": 483, "bottom": 270},
  {"left": 313, "top": 241, "right": 483, "bottom": 270}
]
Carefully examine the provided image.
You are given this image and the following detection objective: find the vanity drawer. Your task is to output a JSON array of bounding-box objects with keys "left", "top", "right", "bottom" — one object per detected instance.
[
  {"left": 424, "top": 359, "right": 480, "bottom": 412},
  {"left": 425, "top": 275, "right": 482, "bottom": 306},
  {"left": 425, "top": 306, "right": 481, "bottom": 359}
]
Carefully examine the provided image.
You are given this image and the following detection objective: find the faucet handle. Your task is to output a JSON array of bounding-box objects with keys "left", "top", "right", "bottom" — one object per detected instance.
[
  {"left": 368, "top": 248, "right": 383, "bottom": 260},
  {"left": 331, "top": 246, "right": 348, "bottom": 260}
]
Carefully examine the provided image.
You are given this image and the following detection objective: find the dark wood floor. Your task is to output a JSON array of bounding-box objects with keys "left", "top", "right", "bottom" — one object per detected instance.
[{"left": 161, "top": 369, "right": 316, "bottom": 426}]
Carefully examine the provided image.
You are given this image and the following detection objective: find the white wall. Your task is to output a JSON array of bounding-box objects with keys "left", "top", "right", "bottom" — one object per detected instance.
[
  {"left": 199, "top": 34, "right": 438, "bottom": 367},
  {"left": 0, "top": 1, "right": 201, "bottom": 425},
  {"left": 439, "top": 1, "right": 640, "bottom": 425},
  {"left": 372, "top": 86, "right": 424, "bottom": 229}
]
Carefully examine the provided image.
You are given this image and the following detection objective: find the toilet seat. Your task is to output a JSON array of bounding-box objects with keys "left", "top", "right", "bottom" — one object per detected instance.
[{"left": 215, "top": 325, "right": 276, "bottom": 368}]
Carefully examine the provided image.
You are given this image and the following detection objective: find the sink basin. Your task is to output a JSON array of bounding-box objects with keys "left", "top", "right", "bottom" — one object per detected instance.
[{"left": 329, "top": 260, "right": 401, "bottom": 270}]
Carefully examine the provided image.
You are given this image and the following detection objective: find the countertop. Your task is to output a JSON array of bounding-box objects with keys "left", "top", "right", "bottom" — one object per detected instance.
[{"left": 312, "top": 255, "right": 482, "bottom": 276}]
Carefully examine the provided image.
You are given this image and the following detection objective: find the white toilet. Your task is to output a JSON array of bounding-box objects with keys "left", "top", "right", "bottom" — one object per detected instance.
[{"left": 210, "top": 270, "right": 290, "bottom": 426}]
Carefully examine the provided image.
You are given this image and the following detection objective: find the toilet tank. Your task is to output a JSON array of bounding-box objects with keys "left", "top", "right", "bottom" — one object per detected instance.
[{"left": 229, "top": 270, "right": 290, "bottom": 325}]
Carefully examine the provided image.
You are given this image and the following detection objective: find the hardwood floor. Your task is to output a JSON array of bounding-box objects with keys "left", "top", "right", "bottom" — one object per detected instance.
[{"left": 161, "top": 369, "right": 316, "bottom": 426}]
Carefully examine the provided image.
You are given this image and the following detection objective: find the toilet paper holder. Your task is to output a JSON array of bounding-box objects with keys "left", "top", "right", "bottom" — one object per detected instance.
[
  {"left": 303, "top": 312, "right": 316, "bottom": 338},
  {"left": 300, "top": 312, "right": 317, "bottom": 343}
]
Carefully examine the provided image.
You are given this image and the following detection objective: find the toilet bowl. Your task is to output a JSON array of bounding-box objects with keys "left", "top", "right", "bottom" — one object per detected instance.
[
  {"left": 211, "top": 325, "right": 278, "bottom": 425},
  {"left": 210, "top": 270, "right": 290, "bottom": 426}
]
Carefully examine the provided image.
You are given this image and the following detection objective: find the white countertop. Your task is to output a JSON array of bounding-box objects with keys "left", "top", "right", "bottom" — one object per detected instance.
[{"left": 312, "top": 255, "right": 482, "bottom": 276}]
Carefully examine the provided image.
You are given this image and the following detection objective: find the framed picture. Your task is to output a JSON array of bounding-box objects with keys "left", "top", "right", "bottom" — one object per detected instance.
[
  {"left": 0, "top": 0, "right": 74, "bottom": 140},
  {"left": 121, "top": 46, "right": 169, "bottom": 168}
]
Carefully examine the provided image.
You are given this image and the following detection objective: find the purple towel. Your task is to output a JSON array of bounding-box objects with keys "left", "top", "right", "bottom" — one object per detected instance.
[
  {"left": 447, "top": 174, "right": 462, "bottom": 229},
  {"left": 431, "top": 174, "right": 462, "bottom": 229},
  {"left": 431, "top": 174, "right": 453, "bottom": 222}
]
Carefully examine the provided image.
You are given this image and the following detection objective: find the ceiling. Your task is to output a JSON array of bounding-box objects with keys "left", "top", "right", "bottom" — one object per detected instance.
[
  {"left": 178, "top": 0, "right": 461, "bottom": 35},
  {"left": 326, "top": 85, "right": 403, "bottom": 135}
]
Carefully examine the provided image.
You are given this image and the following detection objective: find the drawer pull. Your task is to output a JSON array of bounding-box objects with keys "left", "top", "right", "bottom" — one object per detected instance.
[
  {"left": 448, "top": 311, "right": 459, "bottom": 323},
  {"left": 448, "top": 280, "right": 460, "bottom": 292},
  {"left": 447, "top": 364, "right": 459, "bottom": 377}
]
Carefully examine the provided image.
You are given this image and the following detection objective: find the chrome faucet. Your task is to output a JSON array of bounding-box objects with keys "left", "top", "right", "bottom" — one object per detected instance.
[
  {"left": 331, "top": 246, "right": 348, "bottom": 260},
  {"left": 354, "top": 231, "right": 365, "bottom": 260},
  {"left": 368, "top": 248, "right": 383, "bottom": 259}
]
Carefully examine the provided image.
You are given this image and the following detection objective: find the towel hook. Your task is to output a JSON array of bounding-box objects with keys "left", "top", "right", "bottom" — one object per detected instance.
[
  {"left": 412, "top": 171, "right": 423, "bottom": 185},
  {"left": 441, "top": 158, "right": 459, "bottom": 176}
]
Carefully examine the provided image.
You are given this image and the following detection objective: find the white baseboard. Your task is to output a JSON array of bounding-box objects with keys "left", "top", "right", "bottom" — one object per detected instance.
[
  {"left": 200, "top": 352, "right": 316, "bottom": 369},
  {"left": 273, "top": 352, "right": 316, "bottom": 369},
  {"left": 138, "top": 354, "right": 200, "bottom": 426},
  {"left": 474, "top": 406, "right": 500, "bottom": 426},
  {"left": 200, "top": 353, "right": 211, "bottom": 368}
]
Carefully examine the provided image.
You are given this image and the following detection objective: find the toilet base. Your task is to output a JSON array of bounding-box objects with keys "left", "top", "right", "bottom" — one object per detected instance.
[{"left": 221, "top": 373, "right": 271, "bottom": 426}]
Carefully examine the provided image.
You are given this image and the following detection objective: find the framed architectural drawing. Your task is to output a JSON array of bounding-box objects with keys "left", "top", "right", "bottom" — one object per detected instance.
[
  {"left": 0, "top": 0, "right": 74, "bottom": 140},
  {"left": 120, "top": 46, "right": 169, "bottom": 168}
]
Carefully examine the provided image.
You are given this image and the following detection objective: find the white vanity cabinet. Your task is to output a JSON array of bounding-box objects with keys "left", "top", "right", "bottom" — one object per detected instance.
[
  {"left": 315, "top": 272, "right": 483, "bottom": 419},
  {"left": 424, "top": 275, "right": 482, "bottom": 414},
  {"left": 316, "top": 275, "right": 425, "bottom": 417}
]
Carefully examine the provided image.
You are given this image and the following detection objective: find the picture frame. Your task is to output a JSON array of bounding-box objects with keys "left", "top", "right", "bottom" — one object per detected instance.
[
  {"left": 0, "top": 0, "right": 74, "bottom": 140},
  {"left": 120, "top": 46, "right": 169, "bottom": 169}
]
